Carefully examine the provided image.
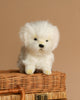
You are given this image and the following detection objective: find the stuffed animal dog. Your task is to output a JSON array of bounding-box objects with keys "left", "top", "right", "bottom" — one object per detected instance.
[{"left": 17, "top": 21, "right": 59, "bottom": 75}]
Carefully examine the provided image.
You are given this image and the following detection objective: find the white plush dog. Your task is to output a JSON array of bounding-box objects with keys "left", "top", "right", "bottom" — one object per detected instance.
[{"left": 17, "top": 21, "right": 59, "bottom": 75}]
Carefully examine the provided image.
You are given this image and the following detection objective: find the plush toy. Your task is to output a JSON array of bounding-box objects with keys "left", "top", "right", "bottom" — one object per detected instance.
[{"left": 17, "top": 21, "right": 59, "bottom": 75}]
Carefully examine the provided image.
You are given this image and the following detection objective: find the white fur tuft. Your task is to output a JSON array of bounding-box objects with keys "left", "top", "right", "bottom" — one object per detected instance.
[{"left": 52, "top": 26, "right": 60, "bottom": 50}]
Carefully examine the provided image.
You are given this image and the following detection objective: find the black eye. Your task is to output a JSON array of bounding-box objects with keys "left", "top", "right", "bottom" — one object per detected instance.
[
  {"left": 46, "top": 40, "right": 48, "bottom": 42},
  {"left": 34, "top": 38, "right": 37, "bottom": 41}
]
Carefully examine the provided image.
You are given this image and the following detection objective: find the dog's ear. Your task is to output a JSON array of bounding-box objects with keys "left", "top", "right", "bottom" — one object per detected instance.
[
  {"left": 52, "top": 26, "right": 60, "bottom": 50},
  {"left": 19, "top": 23, "right": 34, "bottom": 47}
]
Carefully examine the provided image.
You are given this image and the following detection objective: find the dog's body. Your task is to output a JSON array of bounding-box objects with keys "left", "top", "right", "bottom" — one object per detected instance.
[
  {"left": 18, "top": 45, "right": 54, "bottom": 74},
  {"left": 18, "top": 21, "right": 59, "bottom": 75}
]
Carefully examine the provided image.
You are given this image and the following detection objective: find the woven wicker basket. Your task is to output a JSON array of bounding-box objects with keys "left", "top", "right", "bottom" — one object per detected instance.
[{"left": 0, "top": 70, "right": 67, "bottom": 100}]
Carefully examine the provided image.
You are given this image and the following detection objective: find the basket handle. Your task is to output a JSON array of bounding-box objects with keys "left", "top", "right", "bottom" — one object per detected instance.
[{"left": 0, "top": 86, "right": 25, "bottom": 100}]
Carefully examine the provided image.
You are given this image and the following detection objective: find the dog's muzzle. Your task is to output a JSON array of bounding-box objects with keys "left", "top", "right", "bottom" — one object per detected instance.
[{"left": 39, "top": 44, "right": 44, "bottom": 48}]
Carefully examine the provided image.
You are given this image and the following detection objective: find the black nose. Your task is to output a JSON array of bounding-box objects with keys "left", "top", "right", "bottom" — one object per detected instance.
[{"left": 39, "top": 44, "right": 44, "bottom": 48}]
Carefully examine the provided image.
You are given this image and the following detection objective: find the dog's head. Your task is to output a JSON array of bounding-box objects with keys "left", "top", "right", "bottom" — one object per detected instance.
[{"left": 19, "top": 21, "right": 59, "bottom": 53}]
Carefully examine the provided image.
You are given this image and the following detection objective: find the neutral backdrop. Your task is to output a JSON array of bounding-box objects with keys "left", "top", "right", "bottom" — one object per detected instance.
[{"left": 0, "top": 0, "right": 80, "bottom": 100}]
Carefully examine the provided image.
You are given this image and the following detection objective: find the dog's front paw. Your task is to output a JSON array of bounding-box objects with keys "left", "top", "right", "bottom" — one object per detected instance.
[
  {"left": 44, "top": 70, "right": 52, "bottom": 75},
  {"left": 25, "top": 69, "right": 34, "bottom": 74}
]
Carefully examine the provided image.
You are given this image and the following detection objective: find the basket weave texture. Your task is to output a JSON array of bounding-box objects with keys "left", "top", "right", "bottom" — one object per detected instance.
[{"left": 0, "top": 70, "right": 66, "bottom": 94}]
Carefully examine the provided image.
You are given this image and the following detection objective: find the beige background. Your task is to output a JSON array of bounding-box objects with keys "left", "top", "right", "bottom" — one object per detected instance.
[{"left": 0, "top": 0, "right": 80, "bottom": 100}]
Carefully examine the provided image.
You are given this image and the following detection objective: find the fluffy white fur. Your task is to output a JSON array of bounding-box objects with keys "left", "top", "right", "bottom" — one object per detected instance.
[{"left": 17, "top": 21, "right": 59, "bottom": 75}]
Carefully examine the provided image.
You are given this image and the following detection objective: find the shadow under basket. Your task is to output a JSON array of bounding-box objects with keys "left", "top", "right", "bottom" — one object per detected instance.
[{"left": 0, "top": 70, "right": 67, "bottom": 100}]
